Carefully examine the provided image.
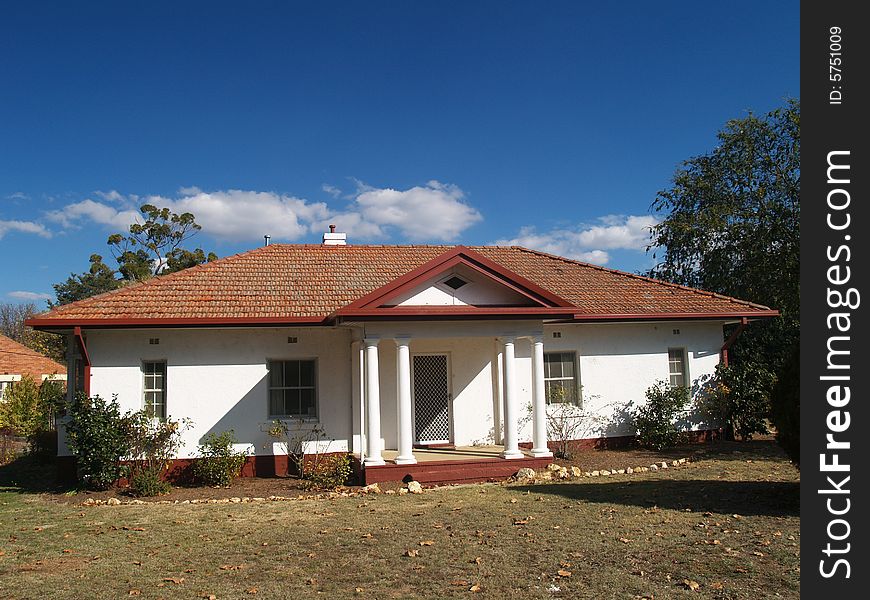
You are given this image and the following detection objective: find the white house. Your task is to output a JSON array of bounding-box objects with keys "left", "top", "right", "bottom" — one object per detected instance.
[{"left": 28, "top": 232, "right": 776, "bottom": 483}]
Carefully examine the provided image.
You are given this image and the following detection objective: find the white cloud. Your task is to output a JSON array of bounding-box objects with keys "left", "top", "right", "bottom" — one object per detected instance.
[
  {"left": 45, "top": 181, "right": 482, "bottom": 244},
  {"left": 7, "top": 290, "right": 52, "bottom": 301},
  {"left": 492, "top": 214, "right": 658, "bottom": 266},
  {"left": 321, "top": 184, "right": 342, "bottom": 198},
  {"left": 0, "top": 219, "right": 52, "bottom": 239},
  {"left": 45, "top": 199, "right": 140, "bottom": 230},
  {"left": 353, "top": 180, "right": 482, "bottom": 241}
]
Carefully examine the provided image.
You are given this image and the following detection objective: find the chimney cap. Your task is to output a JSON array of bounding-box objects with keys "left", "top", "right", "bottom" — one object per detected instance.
[{"left": 322, "top": 225, "right": 346, "bottom": 246}]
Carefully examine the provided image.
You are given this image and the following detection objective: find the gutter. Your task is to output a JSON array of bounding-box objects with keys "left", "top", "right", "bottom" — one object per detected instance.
[{"left": 720, "top": 317, "right": 749, "bottom": 367}]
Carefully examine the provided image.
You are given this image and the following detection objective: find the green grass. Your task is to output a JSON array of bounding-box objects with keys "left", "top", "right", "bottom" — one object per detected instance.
[{"left": 0, "top": 443, "right": 799, "bottom": 599}]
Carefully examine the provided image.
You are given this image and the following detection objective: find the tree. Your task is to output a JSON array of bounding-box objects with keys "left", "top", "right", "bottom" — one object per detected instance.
[
  {"left": 52, "top": 254, "right": 121, "bottom": 306},
  {"left": 0, "top": 302, "right": 65, "bottom": 362},
  {"left": 107, "top": 204, "right": 217, "bottom": 280},
  {"left": 648, "top": 100, "right": 799, "bottom": 441},
  {"left": 51, "top": 205, "right": 217, "bottom": 306}
]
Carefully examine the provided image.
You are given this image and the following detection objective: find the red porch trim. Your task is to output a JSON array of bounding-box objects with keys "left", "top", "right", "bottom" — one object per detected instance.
[{"left": 73, "top": 326, "right": 91, "bottom": 396}]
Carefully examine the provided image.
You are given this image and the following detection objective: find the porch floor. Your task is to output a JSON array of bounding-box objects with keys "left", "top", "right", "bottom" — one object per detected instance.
[
  {"left": 380, "top": 445, "right": 533, "bottom": 463},
  {"left": 357, "top": 445, "right": 553, "bottom": 485}
]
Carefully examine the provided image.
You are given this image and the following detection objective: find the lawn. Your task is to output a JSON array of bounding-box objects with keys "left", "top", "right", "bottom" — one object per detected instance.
[{"left": 0, "top": 441, "right": 799, "bottom": 599}]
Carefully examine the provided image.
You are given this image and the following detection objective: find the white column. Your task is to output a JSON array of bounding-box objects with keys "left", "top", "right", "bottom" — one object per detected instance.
[
  {"left": 530, "top": 335, "right": 553, "bottom": 458},
  {"left": 363, "top": 337, "right": 385, "bottom": 466},
  {"left": 501, "top": 337, "right": 524, "bottom": 459},
  {"left": 394, "top": 337, "right": 416, "bottom": 465}
]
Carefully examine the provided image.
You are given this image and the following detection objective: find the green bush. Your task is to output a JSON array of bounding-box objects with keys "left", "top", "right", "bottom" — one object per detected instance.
[
  {"left": 632, "top": 381, "right": 689, "bottom": 450},
  {"left": 770, "top": 344, "right": 799, "bottom": 466},
  {"left": 709, "top": 361, "right": 776, "bottom": 440},
  {"left": 193, "top": 430, "right": 246, "bottom": 486},
  {"left": 129, "top": 465, "right": 171, "bottom": 497},
  {"left": 65, "top": 394, "right": 134, "bottom": 490},
  {"left": 306, "top": 453, "right": 352, "bottom": 489}
]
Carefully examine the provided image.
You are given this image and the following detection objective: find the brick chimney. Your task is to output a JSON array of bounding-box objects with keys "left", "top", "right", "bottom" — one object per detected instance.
[{"left": 322, "top": 224, "right": 346, "bottom": 246}]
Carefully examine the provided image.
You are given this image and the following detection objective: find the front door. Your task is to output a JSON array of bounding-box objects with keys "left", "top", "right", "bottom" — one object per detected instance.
[{"left": 412, "top": 353, "right": 451, "bottom": 444}]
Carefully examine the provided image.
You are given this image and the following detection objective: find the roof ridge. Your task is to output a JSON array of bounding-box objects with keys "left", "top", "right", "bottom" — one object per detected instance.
[{"left": 507, "top": 245, "right": 773, "bottom": 311}]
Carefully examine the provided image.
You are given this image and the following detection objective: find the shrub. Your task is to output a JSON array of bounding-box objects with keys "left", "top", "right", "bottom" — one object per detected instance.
[
  {"left": 193, "top": 430, "right": 246, "bottom": 486},
  {"left": 129, "top": 465, "right": 171, "bottom": 497},
  {"left": 266, "top": 418, "right": 330, "bottom": 478},
  {"left": 770, "top": 343, "right": 799, "bottom": 466},
  {"left": 706, "top": 361, "right": 776, "bottom": 440},
  {"left": 127, "top": 413, "right": 191, "bottom": 496},
  {"left": 306, "top": 453, "right": 352, "bottom": 489},
  {"left": 632, "top": 381, "right": 689, "bottom": 450},
  {"left": 65, "top": 394, "right": 134, "bottom": 490}
]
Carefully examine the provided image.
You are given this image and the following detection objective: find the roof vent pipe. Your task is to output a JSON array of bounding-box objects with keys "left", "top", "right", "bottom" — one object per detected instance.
[
  {"left": 322, "top": 224, "right": 347, "bottom": 246},
  {"left": 264, "top": 235, "right": 271, "bottom": 246}
]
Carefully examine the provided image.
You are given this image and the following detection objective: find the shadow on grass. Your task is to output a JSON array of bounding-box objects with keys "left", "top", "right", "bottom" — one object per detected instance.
[
  {"left": 513, "top": 478, "right": 799, "bottom": 517},
  {"left": 0, "top": 454, "right": 73, "bottom": 494}
]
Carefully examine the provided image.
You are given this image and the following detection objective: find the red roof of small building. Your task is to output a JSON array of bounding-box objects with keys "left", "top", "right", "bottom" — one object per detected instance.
[
  {"left": 0, "top": 334, "right": 66, "bottom": 380},
  {"left": 27, "top": 245, "right": 776, "bottom": 327}
]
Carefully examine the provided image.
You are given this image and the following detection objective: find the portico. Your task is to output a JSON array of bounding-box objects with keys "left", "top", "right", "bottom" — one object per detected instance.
[{"left": 354, "top": 323, "right": 553, "bottom": 472}]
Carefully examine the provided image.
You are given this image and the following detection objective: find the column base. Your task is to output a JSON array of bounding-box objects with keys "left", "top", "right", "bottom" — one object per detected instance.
[
  {"left": 364, "top": 457, "right": 386, "bottom": 467},
  {"left": 394, "top": 455, "right": 417, "bottom": 465},
  {"left": 530, "top": 448, "right": 553, "bottom": 458},
  {"left": 501, "top": 449, "right": 525, "bottom": 459}
]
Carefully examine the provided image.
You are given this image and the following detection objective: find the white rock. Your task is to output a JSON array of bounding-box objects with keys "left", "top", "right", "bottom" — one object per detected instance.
[
  {"left": 590, "top": 470, "right": 600, "bottom": 477},
  {"left": 660, "top": 461, "right": 668, "bottom": 469},
  {"left": 616, "top": 469, "right": 625, "bottom": 474},
  {"left": 107, "top": 497, "right": 121, "bottom": 506},
  {"left": 515, "top": 468, "right": 536, "bottom": 480},
  {"left": 650, "top": 464, "right": 659, "bottom": 471},
  {"left": 626, "top": 467, "right": 633, "bottom": 474},
  {"left": 571, "top": 466, "right": 583, "bottom": 477},
  {"left": 547, "top": 463, "right": 562, "bottom": 472},
  {"left": 398, "top": 487, "right": 409, "bottom": 496},
  {"left": 363, "top": 483, "right": 382, "bottom": 494},
  {"left": 600, "top": 470, "right": 611, "bottom": 476},
  {"left": 407, "top": 481, "right": 423, "bottom": 494}
]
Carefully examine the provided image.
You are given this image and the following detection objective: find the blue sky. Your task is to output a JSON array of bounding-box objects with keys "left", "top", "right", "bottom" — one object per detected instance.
[{"left": 0, "top": 1, "right": 799, "bottom": 306}]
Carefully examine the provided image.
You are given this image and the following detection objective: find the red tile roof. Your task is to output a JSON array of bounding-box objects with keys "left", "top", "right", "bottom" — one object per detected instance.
[
  {"left": 0, "top": 334, "right": 66, "bottom": 380},
  {"left": 27, "top": 245, "right": 775, "bottom": 326}
]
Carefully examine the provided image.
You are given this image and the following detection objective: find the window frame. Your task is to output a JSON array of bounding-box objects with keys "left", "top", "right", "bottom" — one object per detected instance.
[
  {"left": 142, "top": 360, "right": 168, "bottom": 420},
  {"left": 543, "top": 351, "right": 581, "bottom": 407},
  {"left": 667, "top": 347, "right": 689, "bottom": 389},
  {"left": 266, "top": 358, "right": 319, "bottom": 420}
]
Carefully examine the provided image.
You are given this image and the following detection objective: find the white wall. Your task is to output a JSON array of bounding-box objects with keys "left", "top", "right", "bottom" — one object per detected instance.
[
  {"left": 83, "top": 327, "right": 353, "bottom": 459},
  {"left": 68, "top": 319, "right": 726, "bottom": 459},
  {"left": 392, "top": 264, "right": 534, "bottom": 307}
]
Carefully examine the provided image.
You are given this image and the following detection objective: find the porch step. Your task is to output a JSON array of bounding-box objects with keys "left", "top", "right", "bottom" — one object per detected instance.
[{"left": 361, "top": 456, "right": 552, "bottom": 485}]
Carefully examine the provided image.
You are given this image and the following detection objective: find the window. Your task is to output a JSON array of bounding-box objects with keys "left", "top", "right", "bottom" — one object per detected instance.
[
  {"left": 143, "top": 361, "right": 167, "bottom": 419},
  {"left": 544, "top": 352, "right": 580, "bottom": 405},
  {"left": 668, "top": 348, "right": 688, "bottom": 388},
  {"left": 268, "top": 359, "right": 317, "bottom": 418},
  {"left": 442, "top": 275, "right": 468, "bottom": 290}
]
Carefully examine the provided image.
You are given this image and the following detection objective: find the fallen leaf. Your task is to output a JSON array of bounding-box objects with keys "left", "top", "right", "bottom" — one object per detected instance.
[
  {"left": 557, "top": 570, "right": 572, "bottom": 577},
  {"left": 472, "top": 556, "right": 482, "bottom": 565},
  {"left": 219, "top": 564, "right": 245, "bottom": 571},
  {"left": 163, "top": 577, "right": 184, "bottom": 585},
  {"left": 709, "top": 581, "right": 724, "bottom": 590},
  {"left": 470, "top": 583, "right": 482, "bottom": 592},
  {"left": 247, "top": 587, "right": 258, "bottom": 594},
  {"left": 450, "top": 580, "right": 469, "bottom": 586},
  {"left": 513, "top": 518, "right": 530, "bottom": 525},
  {"left": 619, "top": 537, "right": 631, "bottom": 544},
  {"left": 128, "top": 591, "right": 141, "bottom": 597},
  {"left": 418, "top": 540, "right": 434, "bottom": 546},
  {"left": 681, "top": 579, "right": 700, "bottom": 591},
  {"left": 354, "top": 587, "right": 364, "bottom": 593},
  {"left": 306, "top": 578, "right": 317, "bottom": 585},
  {"left": 404, "top": 549, "right": 419, "bottom": 557}
]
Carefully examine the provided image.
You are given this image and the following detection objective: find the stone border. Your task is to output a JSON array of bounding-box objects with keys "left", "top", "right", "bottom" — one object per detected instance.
[{"left": 513, "top": 457, "right": 692, "bottom": 482}]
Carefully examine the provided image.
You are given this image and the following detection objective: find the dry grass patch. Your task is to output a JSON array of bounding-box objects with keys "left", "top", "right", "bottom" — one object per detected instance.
[{"left": 0, "top": 441, "right": 798, "bottom": 599}]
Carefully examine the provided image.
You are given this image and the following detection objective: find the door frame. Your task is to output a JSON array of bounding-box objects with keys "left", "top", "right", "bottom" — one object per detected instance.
[{"left": 410, "top": 351, "right": 453, "bottom": 446}]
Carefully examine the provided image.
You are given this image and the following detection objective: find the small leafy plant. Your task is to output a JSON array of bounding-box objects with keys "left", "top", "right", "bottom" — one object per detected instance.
[
  {"left": 129, "top": 465, "right": 171, "bottom": 497},
  {"left": 266, "top": 418, "right": 330, "bottom": 479},
  {"left": 632, "top": 381, "right": 689, "bottom": 450},
  {"left": 127, "top": 414, "right": 191, "bottom": 496},
  {"left": 306, "top": 454, "right": 352, "bottom": 489},
  {"left": 193, "top": 430, "right": 246, "bottom": 486}
]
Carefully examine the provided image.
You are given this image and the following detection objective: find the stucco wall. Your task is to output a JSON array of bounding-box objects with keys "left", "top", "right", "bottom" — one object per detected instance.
[
  {"left": 82, "top": 327, "right": 353, "bottom": 459},
  {"left": 68, "top": 319, "right": 725, "bottom": 459}
]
